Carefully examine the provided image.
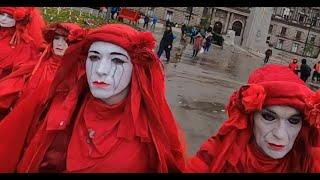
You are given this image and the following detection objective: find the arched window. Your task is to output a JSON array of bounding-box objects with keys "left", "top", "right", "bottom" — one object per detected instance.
[
  {"left": 231, "top": 21, "right": 243, "bottom": 36},
  {"left": 213, "top": 21, "right": 223, "bottom": 34}
]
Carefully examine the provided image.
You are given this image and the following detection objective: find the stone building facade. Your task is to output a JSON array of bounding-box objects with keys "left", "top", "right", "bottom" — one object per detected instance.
[
  {"left": 129, "top": 7, "right": 320, "bottom": 58},
  {"left": 130, "top": 7, "right": 204, "bottom": 26},
  {"left": 268, "top": 7, "right": 320, "bottom": 58},
  {"left": 130, "top": 7, "right": 250, "bottom": 46}
]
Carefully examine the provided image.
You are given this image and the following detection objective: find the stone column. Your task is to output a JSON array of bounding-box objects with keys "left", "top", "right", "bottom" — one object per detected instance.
[
  {"left": 223, "top": 11, "right": 231, "bottom": 33},
  {"left": 241, "top": 7, "right": 273, "bottom": 53},
  {"left": 211, "top": 8, "right": 217, "bottom": 25},
  {"left": 229, "top": 13, "right": 234, "bottom": 29}
]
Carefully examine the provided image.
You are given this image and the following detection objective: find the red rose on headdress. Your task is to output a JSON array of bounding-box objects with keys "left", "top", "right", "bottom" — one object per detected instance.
[
  {"left": 305, "top": 91, "right": 320, "bottom": 128},
  {"left": 67, "top": 28, "right": 89, "bottom": 43},
  {"left": 130, "top": 32, "right": 157, "bottom": 65},
  {"left": 240, "top": 84, "right": 266, "bottom": 113},
  {"left": 13, "top": 8, "right": 28, "bottom": 21}
]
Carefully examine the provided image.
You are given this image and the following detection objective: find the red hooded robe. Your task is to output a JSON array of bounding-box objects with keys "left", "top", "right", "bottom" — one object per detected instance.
[
  {"left": 0, "top": 7, "right": 45, "bottom": 119},
  {"left": 186, "top": 65, "right": 320, "bottom": 172},
  {"left": 0, "top": 24, "right": 186, "bottom": 172}
]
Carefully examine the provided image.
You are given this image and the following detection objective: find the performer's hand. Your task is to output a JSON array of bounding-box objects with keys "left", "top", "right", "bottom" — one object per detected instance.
[{"left": 40, "top": 151, "right": 66, "bottom": 171}]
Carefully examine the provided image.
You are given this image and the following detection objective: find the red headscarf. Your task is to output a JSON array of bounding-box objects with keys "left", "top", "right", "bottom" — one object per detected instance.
[
  {"left": 0, "top": 22, "right": 84, "bottom": 171},
  {"left": 0, "top": 23, "right": 82, "bottom": 117},
  {"left": 187, "top": 64, "right": 320, "bottom": 172},
  {"left": 0, "top": 7, "right": 45, "bottom": 81},
  {"left": 0, "top": 7, "right": 46, "bottom": 118},
  {"left": 0, "top": 24, "right": 186, "bottom": 172},
  {"left": 0, "top": 7, "right": 45, "bottom": 48},
  {"left": 30, "top": 23, "right": 82, "bottom": 77}
]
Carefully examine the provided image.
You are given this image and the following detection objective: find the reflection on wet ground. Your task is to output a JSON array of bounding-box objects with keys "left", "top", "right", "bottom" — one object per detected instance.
[
  {"left": 150, "top": 25, "right": 319, "bottom": 155},
  {"left": 178, "top": 94, "right": 225, "bottom": 113},
  {"left": 152, "top": 26, "right": 262, "bottom": 155}
]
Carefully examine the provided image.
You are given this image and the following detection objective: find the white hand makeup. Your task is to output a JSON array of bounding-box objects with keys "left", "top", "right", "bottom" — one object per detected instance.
[
  {"left": 0, "top": 12, "right": 16, "bottom": 28},
  {"left": 86, "top": 41, "right": 133, "bottom": 105},
  {"left": 253, "top": 105, "right": 302, "bottom": 159},
  {"left": 52, "top": 35, "right": 68, "bottom": 56}
]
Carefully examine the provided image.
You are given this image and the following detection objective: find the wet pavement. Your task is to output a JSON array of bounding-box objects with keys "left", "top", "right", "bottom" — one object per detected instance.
[
  {"left": 139, "top": 24, "right": 264, "bottom": 155},
  {"left": 137, "top": 21, "right": 319, "bottom": 155}
]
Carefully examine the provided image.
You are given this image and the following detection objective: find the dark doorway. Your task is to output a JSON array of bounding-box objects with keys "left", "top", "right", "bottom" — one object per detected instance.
[
  {"left": 231, "top": 21, "right": 243, "bottom": 36},
  {"left": 213, "top": 21, "right": 222, "bottom": 34}
]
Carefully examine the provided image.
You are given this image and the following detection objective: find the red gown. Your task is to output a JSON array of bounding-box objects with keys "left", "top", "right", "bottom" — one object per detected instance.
[
  {"left": 0, "top": 27, "right": 41, "bottom": 119},
  {"left": 186, "top": 132, "right": 320, "bottom": 172},
  {"left": 288, "top": 63, "right": 298, "bottom": 75},
  {"left": 24, "top": 54, "right": 62, "bottom": 95},
  {"left": 186, "top": 89, "right": 320, "bottom": 173},
  {"left": 17, "top": 94, "right": 159, "bottom": 172},
  {"left": 0, "top": 23, "right": 186, "bottom": 173}
]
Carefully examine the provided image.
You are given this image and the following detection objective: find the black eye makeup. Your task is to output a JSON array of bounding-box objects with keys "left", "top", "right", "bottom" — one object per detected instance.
[
  {"left": 288, "top": 116, "right": 302, "bottom": 125},
  {"left": 89, "top": 55, "right": 100, "bottom": 61},
  {"left": 260, "top": 108, "right": 302, "bottom": 125},
  {"left": 7, "top": 14, "right": 13, "bottom": 19},
  {"left": 0, "top": 13, "right": 13, "bottom": 19},
  {"left": 261, "top": 109, "right": 276, "bottom": 121},
  {"left": 112, "top": 58, "right": 125, "bottom": 64}
]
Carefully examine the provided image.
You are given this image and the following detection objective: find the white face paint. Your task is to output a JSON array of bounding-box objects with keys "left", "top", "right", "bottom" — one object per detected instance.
[
  {"left": 253, "top": 105, "right": 302, "bottom": 159},
  {"left": 52, "top": 35, "right": 68, "bottom": 56},
  {"left": 86, "top": 41, "right": 133, "bottom": 105},
  {"left": 0, "top": 12, "right": 16, "bottom": 28}
]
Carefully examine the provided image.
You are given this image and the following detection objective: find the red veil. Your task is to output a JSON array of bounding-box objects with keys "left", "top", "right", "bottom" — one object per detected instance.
[
  {"left": 187, "top": 65, "right": 320, "bottom": 172},
  {"left": 0, "top": 7, "right": 45, "bottom": 70},
  {"left": 0, "top": 7, "right": 45, "bottom": 118},
  {"left": 0, "top": 24, "right": 186, "bottom": 172}
]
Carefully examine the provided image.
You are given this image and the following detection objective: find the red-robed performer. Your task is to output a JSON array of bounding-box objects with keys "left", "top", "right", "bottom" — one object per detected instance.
[
  {"left": 186, "top": 64, "right": 320, "bottom": 172},
  {"left": 24, "top": 23, "right": 82, "bottom": 96},
  {"left": 0, "top": 24, "right": 186, "bottom": 172},
  {"left": 0, "top": 7, "right": 45, "bottom": 119},
  {"left": 17, "top": 23, "right": 82, "bottom": 146},
  {"left": 288, "top": 58, "right": 298, "bottom": 75}
]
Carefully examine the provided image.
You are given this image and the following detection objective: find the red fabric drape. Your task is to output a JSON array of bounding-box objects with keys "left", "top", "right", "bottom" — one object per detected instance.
[
  {"left": 186, "top": 65, "right": 320, "bottom": 173},
  {"left": 0, "top": 24, "right": 186, "bottom": 172}
]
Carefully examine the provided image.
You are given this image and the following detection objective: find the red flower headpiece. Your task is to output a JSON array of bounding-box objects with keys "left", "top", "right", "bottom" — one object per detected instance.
[
  {"left": 239, "top": 84, "right": 266, "bottom": 113},
  {"left": 305, "top": 91, "right": 320, "bottom": 128},
  {"left": 67, "top": 28, "right": 89, "bottom": 43},
  {"left": 43, "top": 23, "right": 84, "bottom": 44},
  {"left": 231, "top": 84, "right": 320, "bottom": 129},
  {"left": 0, "top": 7, "right": 29, "bottom": 21},
  {"left": 13, "top": 8, "right": 29, "bottom": 22},
  {"left": 233, "top": 83, "right": 320, "bottom": 128},
  {"left": 130, "top": 32, "right": 157, "bottom": 66}
]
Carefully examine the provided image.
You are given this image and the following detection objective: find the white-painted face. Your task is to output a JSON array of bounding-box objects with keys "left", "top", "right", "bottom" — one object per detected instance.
[
  {"left": 0, "top": 12, "right": 16, "bottom": 27},
  {"left": 52, "top": 35, "right": 68, "bottom": 56},
  {"left": 86, "top": 41, "right": 133, "bottom": 104},
  {"left": 253, "top": 105, "right": 302, "bottom": 159}
]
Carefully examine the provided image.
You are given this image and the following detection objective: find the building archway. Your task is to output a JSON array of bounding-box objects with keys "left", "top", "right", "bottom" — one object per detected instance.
[
  {"left": 231, "top": 20, "right": 243, "bottom": 36},
  {"left": 213, "top": 21, "right": 222, "bottom": 34}
]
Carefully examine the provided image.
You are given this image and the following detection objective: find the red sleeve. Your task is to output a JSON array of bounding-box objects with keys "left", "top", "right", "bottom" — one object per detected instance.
[
  {"left": 39, "top": 130, "right": 70, "bottom": 172},
  {"left": 310, "top": 147, "right": 320, "bottom": 172},
  {"left": 185, "top": 137, "right": 218, "bottom": 173},
  {"left": 185, "top": 153, "right": 210, "bottom": 173}
]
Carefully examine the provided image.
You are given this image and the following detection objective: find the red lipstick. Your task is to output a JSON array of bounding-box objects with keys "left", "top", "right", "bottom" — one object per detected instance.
[
  {"left": 93, "top": 81, "right": 109, "bottom": 88},
  {"left": 268, "top": 143, "right": 285, "bottom": 151}
]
